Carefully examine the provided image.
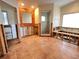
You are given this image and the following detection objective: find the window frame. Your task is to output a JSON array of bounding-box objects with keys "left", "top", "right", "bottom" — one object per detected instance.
[
  {"left": 2, "top": 11, "right": 9, "bottom": 25},
  {"left": 62, "top": 13, "right": 79, "bottom": 28}
]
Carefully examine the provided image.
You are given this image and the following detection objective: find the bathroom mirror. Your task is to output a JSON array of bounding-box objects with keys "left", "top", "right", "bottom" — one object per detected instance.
[
  {"left": 22, "top": 12, "right": 32, "bottom": 23},
  {"left": 19, "top": 8, "right": 34, "bottom": 26}
]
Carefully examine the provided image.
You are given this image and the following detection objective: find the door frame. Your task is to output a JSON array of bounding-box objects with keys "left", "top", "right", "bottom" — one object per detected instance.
[{"left": 39, "top": 11, "right": 52, "bottom": 37}]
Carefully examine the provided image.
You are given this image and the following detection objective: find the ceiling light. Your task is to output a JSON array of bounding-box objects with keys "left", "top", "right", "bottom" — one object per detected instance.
[
  {"left": 21, "top": 3, "right": 24, "bottom": 6},
  {"left": 31, "top": 5, "right": 34, "bottom": 9}
]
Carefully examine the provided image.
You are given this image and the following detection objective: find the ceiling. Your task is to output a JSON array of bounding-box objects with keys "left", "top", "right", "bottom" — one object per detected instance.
[
  {"left": 53, "top": 0, "right": 75, "bottom": 6},
  {"left": 2, "top": 0, "right": 18, "bottom": 7},
  {"left": 2, "top": 0, "right": 76, "bottom": 8}
]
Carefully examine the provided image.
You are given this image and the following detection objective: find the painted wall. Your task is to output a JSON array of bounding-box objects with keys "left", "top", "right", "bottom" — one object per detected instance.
[
  {"left": 35, "top": 8, "right": 39, "bottom": 24},
  {"left": 61, "top": 1, "right": 79, "bottom": 26},
  {"left": 61, "top": 1, "right": 79, "bottom": 14},
  {"left": 0, "top": 1, "right": 17, "bottom": 24},
  {"left": 0, "top": 6, "right": 4, "bottom": 24},
  {"left": 53, "top": 4, "right": 60, "bottom": 28}
]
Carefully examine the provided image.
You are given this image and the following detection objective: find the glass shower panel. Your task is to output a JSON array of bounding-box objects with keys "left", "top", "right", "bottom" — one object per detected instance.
[{"left": 41, "top": 12, "right": 50, "bottom": 34}]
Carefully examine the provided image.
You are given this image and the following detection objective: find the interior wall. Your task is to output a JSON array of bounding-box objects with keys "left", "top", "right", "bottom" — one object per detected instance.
[
  {"left": 0, "top": 6, "right": 4, "bottom": 24},
  {"left": 35, "top": 8, "right": 39, "bottom": 24},
  {"left": 0, "top": 1, "right": 17, "bottom": 24},
  {"left": 60, "top": 0, "right": 79, "bottom": 26},
  {"left": 61, "top": 1, "right": 79, "bottom": 14},
  {"left": 53, "top": 4, "right": 60, "bottom": 28}
]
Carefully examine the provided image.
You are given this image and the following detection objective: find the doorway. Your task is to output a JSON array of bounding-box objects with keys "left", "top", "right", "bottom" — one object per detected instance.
[{"left": 40, "top": 11, "right": 52, "bottom": 36}]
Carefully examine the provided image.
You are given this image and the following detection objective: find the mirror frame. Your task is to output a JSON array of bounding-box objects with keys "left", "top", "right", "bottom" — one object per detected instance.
[{"left": 19, "top": 7, "right": 35, "bottom": 27}]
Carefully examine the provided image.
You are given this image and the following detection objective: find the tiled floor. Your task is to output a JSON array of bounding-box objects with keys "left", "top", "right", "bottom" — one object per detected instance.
[{"left": 1, "top": 35, "right": 79, "bottom": 59}]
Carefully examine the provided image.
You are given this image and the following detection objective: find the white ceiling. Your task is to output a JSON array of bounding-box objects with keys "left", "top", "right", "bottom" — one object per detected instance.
[
  {"left": 55, "top": 0, "right": 75, "bottom": 6},
  {"left": 2, "top": 0, "right": 76, "bottom": 8},
  {"left": 44, "top": 0, "right": 75, "bottom": 6},
  {"left": 2, "top": 0, "right": 18, "bottom": 8}
]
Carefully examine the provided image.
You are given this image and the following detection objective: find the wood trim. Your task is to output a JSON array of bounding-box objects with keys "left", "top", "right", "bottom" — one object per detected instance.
[
  {"left": 1, "top": 25, "right": 8, "bottom": 53},
  {"left": 18, "top": 8, "right": 35, "bottom": 27},
  {"left": 38, "top": 23, "right": 41, "bottom": 36},
  {"left": 53, "top": 31, "right": 79, "bottom": 45},
  {"left": 0, "top": 24, "right": 7, "bottom": 55},
  {"left": 16, "top": 24, "right": 21, "bottom": 43}
]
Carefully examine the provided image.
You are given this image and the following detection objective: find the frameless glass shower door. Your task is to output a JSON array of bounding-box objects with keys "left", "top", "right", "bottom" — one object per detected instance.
[{"left": 41, "top": 12, "right": 51, "bottom": 36}]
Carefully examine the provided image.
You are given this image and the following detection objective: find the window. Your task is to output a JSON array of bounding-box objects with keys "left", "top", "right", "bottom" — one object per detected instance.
[
  {"left": 62, "top": 13, "right": 79, "bottom": 28},
  {"left": 2, "top": 12, "right": 9, "bottom": 25},
  {"left": 41, "top": 16, "right": 46, "bottom": 22}
]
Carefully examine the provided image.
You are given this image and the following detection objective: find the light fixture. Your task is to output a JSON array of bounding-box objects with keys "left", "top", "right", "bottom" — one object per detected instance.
[
  {"left": 31, "top": 5, "right": 34, "bottom": 9},
  {"left": 21, "top": 3, "right": 24, "bottom": 6}
]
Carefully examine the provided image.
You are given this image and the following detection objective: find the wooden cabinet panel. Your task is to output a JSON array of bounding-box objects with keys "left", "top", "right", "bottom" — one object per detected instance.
[{"left": 0, "top": 25, "right": 7, "bottom": 56}]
